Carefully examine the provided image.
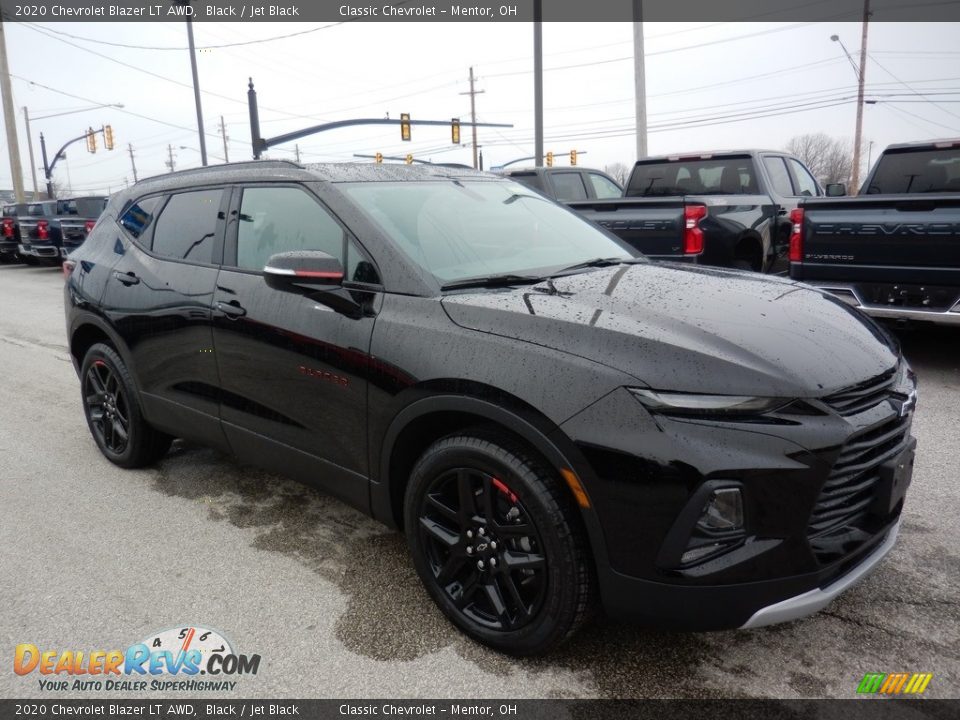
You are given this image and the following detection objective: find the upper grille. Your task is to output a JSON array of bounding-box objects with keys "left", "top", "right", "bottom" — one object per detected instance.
[
  {"left": 808, "top": 414, "right": 910, "bottom": 537},
  {"left": 822, "top": 367, "right": 897, "bottom": 416}
]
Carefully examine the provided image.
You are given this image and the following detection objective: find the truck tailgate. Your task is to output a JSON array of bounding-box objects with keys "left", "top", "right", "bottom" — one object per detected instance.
[{"left": 566, "top": 198, "right": 685, "bottom": 257}]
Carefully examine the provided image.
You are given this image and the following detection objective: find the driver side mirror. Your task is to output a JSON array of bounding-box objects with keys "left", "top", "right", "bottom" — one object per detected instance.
[
  {"left": 263, "top": 250, "right": 344, "bottom": 289},
  {"left": 825, "top": 183, "right": 847, "bottom": 197}
]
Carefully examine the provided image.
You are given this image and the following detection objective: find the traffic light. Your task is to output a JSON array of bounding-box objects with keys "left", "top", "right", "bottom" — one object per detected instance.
[
  {"left": 405, "top": 154, "right": 413, "bottom": 165},
  {"left": 570, "top": 149, "right": 577, "bottom": 166},
  {"left": 375, "top": 152, "right": 383, "bottom": 164},
  {"left": 400, "top": 113, "right": 411, "bottom": 142},
  {"left": 104, "top": 125, "right": 114, "bottom": 151},
  {"left": 545, "top": 151, "right": 553, "bottom": 167},
  {"left": 451, "top": 118, "right": 460, "bottom": 145},
  {"left": 86, "top": 127, "right": 97, "bottom": 154}
]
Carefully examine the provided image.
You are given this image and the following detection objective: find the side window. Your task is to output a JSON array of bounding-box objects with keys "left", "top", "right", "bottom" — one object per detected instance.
[
  {"left": 151, "top": 189, "right": 222, "bottom": 263},
  {"left": 550, "top": 172, "right": 588, "bottom": 201},
  {"left": 588, "top": 173, "right": 622, "bottom": 199},
  {"left": 119, "top": 196, "right": 164, "bottom": 239},
  {"left": 235, "top": 186, "right": 347, "bottom": 272},
  {"left": 788, "top": 158, "right": 820, "bottom": 197},
  {"left": 763, "top": 156, "right": 795, "bottom": 196}
]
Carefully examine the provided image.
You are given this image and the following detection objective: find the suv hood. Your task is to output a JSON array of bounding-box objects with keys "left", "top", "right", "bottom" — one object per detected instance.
[{"left": 441, "top": 262, "right": 898, "bottom": 398}]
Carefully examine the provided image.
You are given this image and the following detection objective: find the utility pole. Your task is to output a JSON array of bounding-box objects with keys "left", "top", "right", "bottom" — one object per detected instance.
[
  {"left": 294, "top": 144, "right": 301, "bottom": 163},
  {"left": 633, "top": 1, "right": 648, "bottom": 158},
  {"left": 0, "top": 20, "right": 25, "bottom": 202},
  {"left": 851, "top": 0, "right": 870, "bottom": 194},
  {"left": 219, "top": 115, "right": 230, "bottom": 163},
  {"left": 460, "top": 67, "right": 485, "bottom": 170},
  {"left": 128, "top": 143, "right": 138, "bottom": 182},
  {"left": 533, "top": 1, "right": 543, "bottom": 168},
  {"left": 178, "top": 0, "right": 208, "bottom": 166},
  {"left": 166, "top": 144, "right": 176, "bottom": 173},
  {"left": 22, "top": 107, "right": 38, "bottom": 199}
]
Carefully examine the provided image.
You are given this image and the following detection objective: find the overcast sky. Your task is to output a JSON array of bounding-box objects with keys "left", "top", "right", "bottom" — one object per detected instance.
[{"left": 1, "top": 20, "right": 959, "bottom": 195}]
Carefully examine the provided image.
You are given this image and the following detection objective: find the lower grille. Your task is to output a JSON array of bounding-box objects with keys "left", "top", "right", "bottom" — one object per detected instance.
[{"left": 808, "top": 414, "right": 910, "bottom": 538}]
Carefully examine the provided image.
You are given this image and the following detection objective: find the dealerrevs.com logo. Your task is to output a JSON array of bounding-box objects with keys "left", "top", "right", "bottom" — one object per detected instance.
[
  {"left": 14, "top": 626, "right": 260, "bottom": 692},
  {"left": 857, "top": 672, "right": 934, "bottom": 695}
]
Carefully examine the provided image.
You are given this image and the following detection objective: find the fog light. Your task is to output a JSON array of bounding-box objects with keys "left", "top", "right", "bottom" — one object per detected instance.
[{"left": 696, "top": 488, "right": 743, "bottom": 532}]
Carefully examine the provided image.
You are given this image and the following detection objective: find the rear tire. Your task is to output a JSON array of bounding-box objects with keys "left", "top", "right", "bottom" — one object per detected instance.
[
  {"left": 80, "top": 343, "right": 172, "bottom": 468},
  {"left": 404, "top": 430, "right": 596, "bottom": 655}
]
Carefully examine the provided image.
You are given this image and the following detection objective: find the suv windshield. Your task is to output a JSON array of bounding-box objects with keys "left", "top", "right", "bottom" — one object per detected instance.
[{"left": 340, "top": 180, "right": 636, "bottom": 284}]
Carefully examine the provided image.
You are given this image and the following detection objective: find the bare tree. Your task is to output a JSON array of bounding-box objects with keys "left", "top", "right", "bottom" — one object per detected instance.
[
  {"left": 785, "top": 133, "right": 855, "bottom": 187},
  {"left": 603, "top": 162, "right": 631, "bottom": 186}
]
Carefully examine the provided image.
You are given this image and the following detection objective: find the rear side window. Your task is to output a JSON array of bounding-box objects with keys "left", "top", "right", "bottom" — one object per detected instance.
[
  {"left": 763, "top": 157, "right": 794, "bottom": 196},
  {"left": 119, "top": 196, "right": 164, "bottom": 239},
  {"left": 506, "top": 172, "right": 546, "bottom": 194},
  {"left": 588, "top": 172, "right": 622, "bottom": 199},
  {"left": 550, "top": 172, "right": 588, "bottom": 201},
  {"left": 866, "top": 147, "right": 960, "bottom": 194},
  {"left": 151, "top": 189, "right": 223, "bottom": 263}
]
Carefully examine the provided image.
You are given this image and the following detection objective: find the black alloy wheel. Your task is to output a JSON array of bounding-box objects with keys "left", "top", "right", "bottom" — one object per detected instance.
[
  {"left": 84, "top": 359, "right": 130, "bottom": 455},
  {"left": 418, "top": 467, "right": 548, "bottom": 632},
  {"left": 80, "top": 343, "right": 172, "bottom": 468},
  {"left": 405, "top": 431, "right": 596, "bottom": 655}
]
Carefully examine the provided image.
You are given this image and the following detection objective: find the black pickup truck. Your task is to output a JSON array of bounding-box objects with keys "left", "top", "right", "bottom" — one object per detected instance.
[
  {"left": 567, "top": 150, "right": 830, "bottom": 273},
  {"left": 790, "top": 139, "right": 960, "bottom": 326},
  {"left": 18, "top": 196, "right": 107, "bottom": 265},
  {"left": 1, "top": 203, "right": 28, "bottom": 262}
]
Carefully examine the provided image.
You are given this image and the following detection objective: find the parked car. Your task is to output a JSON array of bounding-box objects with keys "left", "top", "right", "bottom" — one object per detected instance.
[
  {"left": 500, "top": 166, "right": 624, "bottom": 202},
  {"left": 65, "top": 161, "right": 917, "bottom": 655},
  {"left": 790, "top": 138, "right": 960, "bottom": 325},
  {"left": 567, "top": 150, "right": 827, "bottom": 272},
  {"left": 1, "top": 203, "right": 28, "bottom": 262},
  {"left": 18, "top": 196, "right": 107, "bottom": 265}
]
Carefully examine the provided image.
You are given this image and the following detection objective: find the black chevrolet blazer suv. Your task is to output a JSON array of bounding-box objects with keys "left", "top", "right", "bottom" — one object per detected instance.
[{"left": 64, "top": 161, "right": 918, "bottom": 655}]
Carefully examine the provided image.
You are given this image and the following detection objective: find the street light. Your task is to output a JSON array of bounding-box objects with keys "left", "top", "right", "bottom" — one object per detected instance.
[{"left": 23, "top": 103, "right": 123, "bottom": 199}]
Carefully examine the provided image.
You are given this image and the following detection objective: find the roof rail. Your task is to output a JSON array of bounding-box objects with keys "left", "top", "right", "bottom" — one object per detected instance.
[{"left": 138, "top": 159, "right": 303, "bottom": 184}]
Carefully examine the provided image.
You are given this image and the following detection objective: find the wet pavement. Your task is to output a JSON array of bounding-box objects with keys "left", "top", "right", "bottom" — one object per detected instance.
[{"left": 1, "top": 263, "right": 957, "bottom": 699}]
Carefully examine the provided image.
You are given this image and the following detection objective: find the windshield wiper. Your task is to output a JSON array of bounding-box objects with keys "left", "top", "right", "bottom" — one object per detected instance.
[
  {"left": 441, "top": 274, "right": 547, "bottom": 291},
  {"left": 552, "top": 257, "right": 641, "bottom": 275},
  {"left": 503, "top": 193, "right": 545, "bottom": 205}
]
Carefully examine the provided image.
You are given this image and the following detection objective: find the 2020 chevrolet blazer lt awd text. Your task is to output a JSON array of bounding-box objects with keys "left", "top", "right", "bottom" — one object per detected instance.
[{"left": 64, "top": 162, "right": 918, "bottom": 655}]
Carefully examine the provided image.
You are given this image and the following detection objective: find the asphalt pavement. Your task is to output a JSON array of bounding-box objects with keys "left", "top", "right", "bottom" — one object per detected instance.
[{"left": 1, "top": 263, "right": 957, "bottom": 700}]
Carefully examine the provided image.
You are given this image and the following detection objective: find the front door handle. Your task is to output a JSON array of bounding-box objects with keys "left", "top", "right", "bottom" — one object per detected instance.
[
  {"left": 112, "top": 270, "right": 140, "bottom": 286},
  {"left": 215, "top": 300, "right": 247, "bottom": 319}
]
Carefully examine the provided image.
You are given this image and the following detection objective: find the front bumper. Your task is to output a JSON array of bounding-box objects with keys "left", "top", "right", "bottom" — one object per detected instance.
[
  {"left": 809, "top": 281, "right": 960, "bottom": 326},
  {"left": 740, "top": 519, "right": 899, "bottom": 628}
]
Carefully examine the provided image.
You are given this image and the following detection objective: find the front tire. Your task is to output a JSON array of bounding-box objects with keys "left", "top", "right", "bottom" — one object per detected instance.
[
  {"left": 80, "top": 343, "right": 172, "bottom": 468},
  {"left": 404, "top": 431, "right": 596, "bottom": 655}
]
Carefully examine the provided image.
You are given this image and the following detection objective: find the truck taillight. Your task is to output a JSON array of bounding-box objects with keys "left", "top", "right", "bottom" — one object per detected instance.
[
  {"left": 683, "top": 204, "right": 707, "bottom": 254},
  {"left": 1, "top": 218, "right": 12, "bottom": 238},
  {"left": 789, "top": 208, "right": 804, "bottom": 262},
  {"left": 37, "top": 220, "right": 49, "bottom": 240},
  {"left": 84, "top": 220, "right": 96, "bottom": 234}
]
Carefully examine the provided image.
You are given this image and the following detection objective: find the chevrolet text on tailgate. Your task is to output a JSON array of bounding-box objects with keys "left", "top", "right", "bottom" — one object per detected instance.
[
  {"left": 65, "top": 161, "right": 917, "bottom": 655},
  {"left": 790, "top": 139, "right": 960, "bottom": 324}
]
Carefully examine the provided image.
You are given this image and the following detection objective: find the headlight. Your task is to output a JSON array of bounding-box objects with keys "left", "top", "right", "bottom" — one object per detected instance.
[{"left": 629, "top": 388, "right": 790, "bottom": 417}]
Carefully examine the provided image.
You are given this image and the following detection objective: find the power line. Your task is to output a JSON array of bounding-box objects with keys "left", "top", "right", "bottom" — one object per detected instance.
[{"left": 867, "top": 52, "right": 960, "bottom": 122}]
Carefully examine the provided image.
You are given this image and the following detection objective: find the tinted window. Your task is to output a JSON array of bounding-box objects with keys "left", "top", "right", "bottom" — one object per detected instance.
[
  {"left": 120, "top": 196, "right": 164, "bottom": 239},
  {"left": 627, "top": 157, "right": 757, "bottom": 196},
  {"left": 550, "top": 172, "right": 588, "bottom": 201},
  {"left": 235, "top": 187, "right": 347, "bottom": 272},
  {"left": 588, "top": 173, "right": 622, "bottom": 199},
  {"left": 763, "top": 157, "right": 794, "bottom": 196},
  {"left": 788, "top": 159, "right": 820, "bottom": 197},
  {"left": 865, "top": 147, "right": 960, "bottom": 194},
  {"left": 507, "top": 172, "right": 546, "bottom": 194},
  {"left": 151, "top": 189, "right": 222, "bottom": 263}
]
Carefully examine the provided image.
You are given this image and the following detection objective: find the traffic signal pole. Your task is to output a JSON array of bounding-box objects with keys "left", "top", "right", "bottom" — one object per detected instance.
[{"left": 40, "top": 127, "right": 112, "bottom": 199}]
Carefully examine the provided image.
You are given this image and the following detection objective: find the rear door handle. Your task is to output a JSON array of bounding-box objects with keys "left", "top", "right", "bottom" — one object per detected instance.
[
  {"left": 215, "top": 300, "right": 247, "bottom": 319},
  {"left": 112, "top": 270, "right": 140, "bottom": 286}
]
